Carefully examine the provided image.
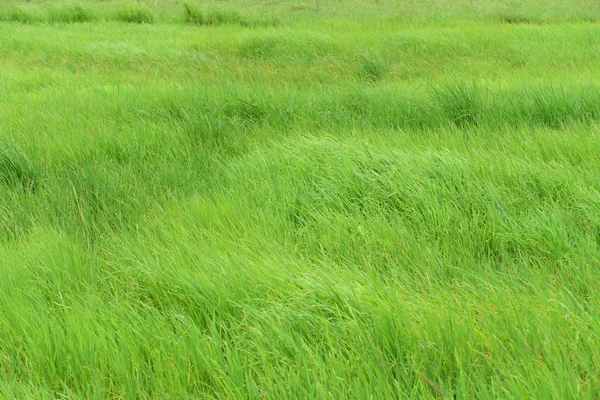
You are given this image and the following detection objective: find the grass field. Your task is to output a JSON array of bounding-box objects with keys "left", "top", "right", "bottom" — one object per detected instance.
[{"left": 1, "top": 0, "right": 600, "bottom": 398}]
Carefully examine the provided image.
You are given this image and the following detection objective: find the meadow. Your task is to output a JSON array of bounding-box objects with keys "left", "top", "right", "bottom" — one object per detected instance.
[{"left": 1, "top": 0, "right": 600, "bottom": 398}]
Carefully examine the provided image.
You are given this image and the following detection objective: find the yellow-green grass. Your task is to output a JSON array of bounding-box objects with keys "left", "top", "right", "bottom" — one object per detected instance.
[{"left": 1, "top": 2, "right": 600, "bottom": 398}]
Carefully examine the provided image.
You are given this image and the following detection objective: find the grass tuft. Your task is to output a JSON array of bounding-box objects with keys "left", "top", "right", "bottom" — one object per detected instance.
[
  {"left": 498, "top": 13, "right": 535, "bottom": 24},
  {"left": 432, "top": 82, "right": 489, "bottom": 127},
  {"left": 47, "top": 4, "right": 98, "bottom": 24},
  {"left": 0, "top": 6, "right": 41, "bottom": 24},
  {"left": 112, "top": 3, "right": 155, "bottom": 24},
  {"left": 182, "top": 1, "right": 278, "bottom": 27},
  {"left": 358, "top": 53, "right": 390, "bottom": 83},
  {"left": 0, "top": 143, "right": 39, "bottom": 194},
  {"left": 182, "top": 2, "right": 247, "bottom": 26}
]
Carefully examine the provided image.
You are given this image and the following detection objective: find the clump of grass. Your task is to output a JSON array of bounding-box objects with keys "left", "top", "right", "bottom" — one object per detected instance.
[
  {"left": 223, "top": 96, "right": 268, "bottom": 125},
  {"left": 112, "top": 3, "right": 155, "bottom": 24},
  {"left": 580, "top": 15, "right": 598, "bottom": 23},
  {"left": 525, "top": 87, "right": 581, "bottom": 128},
  {"left": 0, "top": 6, "right": 41, "bottom": 24},
  {"left": 498, "top": 13, "right": 534, "bottom": 24},
  {"left": 47, "top": 4, "right": 98, "bottom": 24},
  {"left": 432, "top": 82, "right": 489, "bottom": 127},
  {"left": 358, "top": 53, "right": 389, "bottom": 83},
  {"left": 182, "top": 1, "right": 278, "bottom": 27},
  {"left": 182, "top": 2, "right": 248, "bottom": 26},
  {"left": 0, "top": 144, "right": 39, "bottom": 194},
  {"left": 182, "top": 2, "right": 202, "bottom": 24}
]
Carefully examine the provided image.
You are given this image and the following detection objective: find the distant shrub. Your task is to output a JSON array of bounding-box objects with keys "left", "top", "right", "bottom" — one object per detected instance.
[
  {"left": 113, "top": 3, "right": 154, "bottom": 24},
  {"left": 0, "top": 6, "right": 40, "bottom": 24},
  {"left": 48, "top": 4, "right": 98, "bottom": 24}
]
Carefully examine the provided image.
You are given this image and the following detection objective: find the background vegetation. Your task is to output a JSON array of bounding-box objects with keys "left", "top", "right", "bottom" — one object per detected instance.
[{"left": 1, "top": 0, "right": 599, "bottom": 398}]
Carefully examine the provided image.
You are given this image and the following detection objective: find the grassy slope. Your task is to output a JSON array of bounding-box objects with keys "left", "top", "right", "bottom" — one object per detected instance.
[{"left": 1, "top": 2, "right": 600, "bottom": 398}]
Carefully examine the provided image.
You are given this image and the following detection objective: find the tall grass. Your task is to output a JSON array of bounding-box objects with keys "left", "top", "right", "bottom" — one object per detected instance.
[
  {"left": 47, "top": 4, "right": 98, "bottom": 24},
  {"left": 182, "top": 1, "right": 248, "bottom": 26},
  {"left": 0, "top": 4, "right": 600, "bottom": 399},
  {"left": 182, "top": 1, "right": 278, "bottom": 27},
  {"left": 1, "top": 0, "right": 599, "bottom": 25},
  {"left": 0, "top": 5, "right": 41, "bottom": 24},
  {"left": 112, "top": 3, "right": 155, "bottom": 24},
  {"left": 0, "top": 142, "right": 39, "bottom": 194}
]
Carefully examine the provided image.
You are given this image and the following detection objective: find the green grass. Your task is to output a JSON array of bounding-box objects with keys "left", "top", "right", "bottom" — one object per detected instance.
[
  {"left": 112, "top": 3, "right": 155, "bottom": 24},
  {"left": 181, "top": 2, "right": 266, "bottom": 27},
  {"left": 0, "top": 5, "right": 42, "bottom": 23},
  {"left": 0, "top": 0, "right": 600, "bottom": 398},
  {"left": 47, "top": 3, "right": 98, "bottom": 24}
]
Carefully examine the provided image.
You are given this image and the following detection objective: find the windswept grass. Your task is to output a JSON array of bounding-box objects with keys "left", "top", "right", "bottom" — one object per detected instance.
[
  {"left": 182, "top": 1, "right": 278, "bottom": 27},
  {"left": 182, "top": 1, "right": 246, "bottom": 26},
  {"left": 47, "top": 3, "right": 98, "bottom": 24},
  {"left": 0, "top": 1, "right": 600, "bottom": 398},
  {"left": 0, "top": 5, "right": 42, "bottom": 24},
  {"left": 0, "top": 142, "right": 39, "bottom": 194},
  {"left": 112, "top": 3, "right": 155, "bottom": 24}
]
